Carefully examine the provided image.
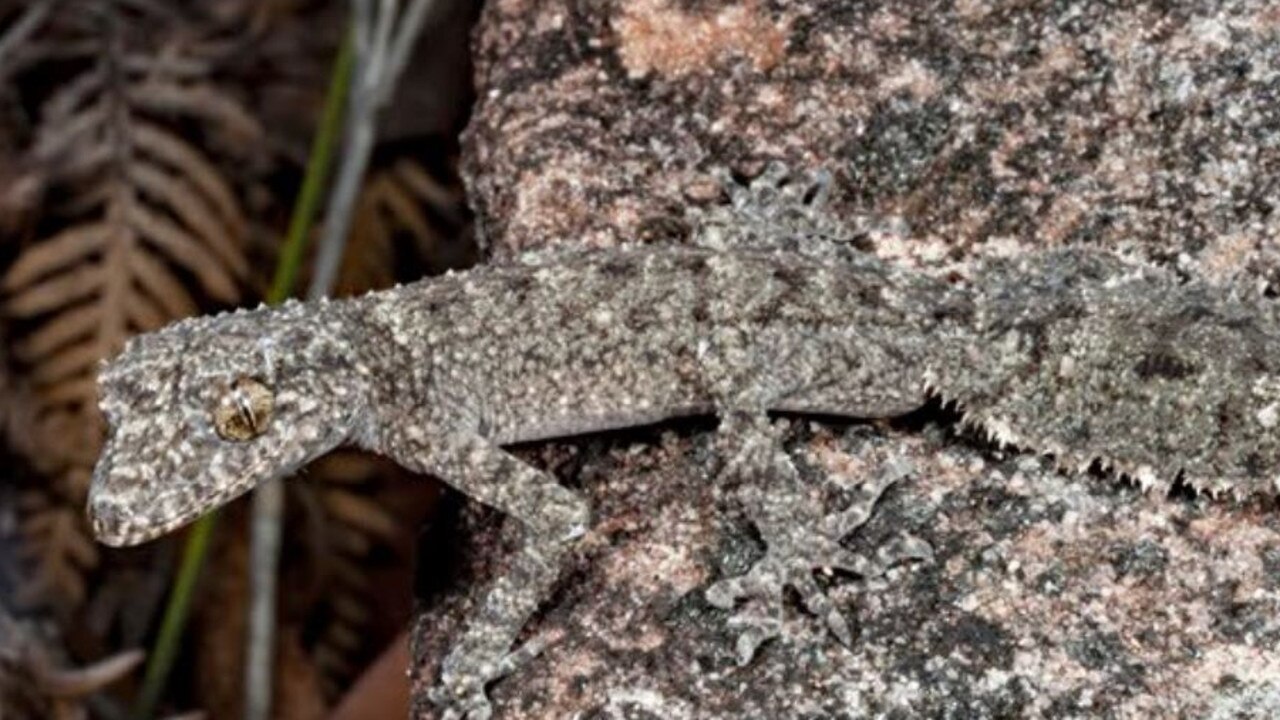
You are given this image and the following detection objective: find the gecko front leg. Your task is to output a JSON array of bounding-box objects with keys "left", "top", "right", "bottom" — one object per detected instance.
[{"left": 387, "top": 426, "right": 589, "bottom": 719}]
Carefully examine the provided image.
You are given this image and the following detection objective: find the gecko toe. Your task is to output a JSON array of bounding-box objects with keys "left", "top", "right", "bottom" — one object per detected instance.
[
  {"left": 707, "top": 544, "right": 862, "bottom": 662},
  {"left": 432, "top": 631, "right": 553, "bottom": 719},
  {"left": 725, "top": 600, "right": 783, "bottom": 665},
  {"left": 524, "top": 484, "right": 591, "bottom": 540}
]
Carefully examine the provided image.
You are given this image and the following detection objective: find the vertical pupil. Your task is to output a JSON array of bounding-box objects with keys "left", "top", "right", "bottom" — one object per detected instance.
[{"left": 235, "top": 391, "right": 257, "bottom": 431}]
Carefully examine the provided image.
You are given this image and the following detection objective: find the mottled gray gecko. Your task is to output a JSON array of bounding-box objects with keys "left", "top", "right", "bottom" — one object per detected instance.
[{"left": 88, "top": 167, "right": 1280, "bottom": 718}]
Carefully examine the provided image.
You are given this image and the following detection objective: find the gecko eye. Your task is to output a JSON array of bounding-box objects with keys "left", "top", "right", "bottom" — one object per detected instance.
[{"left": 212, "top": 376, "right": 275, "bottom": 442}]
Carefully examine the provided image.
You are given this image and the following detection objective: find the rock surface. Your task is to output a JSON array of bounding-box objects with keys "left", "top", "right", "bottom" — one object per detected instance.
[{"left": 411, "top": 1, "right": 1280, "bottom": 716}]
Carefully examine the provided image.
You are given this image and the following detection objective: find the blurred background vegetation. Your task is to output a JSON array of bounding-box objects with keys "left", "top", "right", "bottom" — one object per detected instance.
[{"left": 0, "top": 1, "right": 479, "bottom": 716}]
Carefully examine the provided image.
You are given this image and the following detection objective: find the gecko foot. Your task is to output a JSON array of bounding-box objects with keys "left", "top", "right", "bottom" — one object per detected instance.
[
  {"left": 693, "top": 161, "right": 856, "bottom": 256},
  {"left": 707, "top": 457, "right": 932, "bottom": 664},
  {"left": 431, "top": 633, "right": 551, "bottom": 720}
]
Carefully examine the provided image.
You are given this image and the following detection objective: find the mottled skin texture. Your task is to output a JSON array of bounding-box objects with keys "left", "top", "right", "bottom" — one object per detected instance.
[
  {"left": 89, "top": 170, "right": 1280, "bottom": 718},
  {"left": 953, "top": 250, "right": 1280, "bottom": 498}
]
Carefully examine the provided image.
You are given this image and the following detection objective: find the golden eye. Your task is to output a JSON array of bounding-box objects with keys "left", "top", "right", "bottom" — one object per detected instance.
[{"left": 213, "top": 376, "right": 274, "bottom": 442}]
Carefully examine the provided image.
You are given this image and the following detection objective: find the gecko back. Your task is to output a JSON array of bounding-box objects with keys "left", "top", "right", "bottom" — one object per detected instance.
[{"left": 938, "top": 249, "right": 1280, "bottom": 499}]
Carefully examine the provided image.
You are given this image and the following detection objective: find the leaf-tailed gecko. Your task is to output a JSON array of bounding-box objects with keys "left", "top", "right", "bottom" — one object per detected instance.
[{"left": 88, "top": 167, "right": 1280, "bottom": 718}]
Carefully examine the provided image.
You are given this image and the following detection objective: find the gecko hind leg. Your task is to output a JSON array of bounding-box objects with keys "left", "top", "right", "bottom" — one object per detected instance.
[
  {"left": 693, "top": 162, "right": 855, "bottom": 256},
  {"left": 707, "top": 415, "right": 932, "bottom": 664}
]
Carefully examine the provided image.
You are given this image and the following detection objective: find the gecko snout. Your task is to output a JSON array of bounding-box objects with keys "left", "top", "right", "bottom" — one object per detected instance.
[
  {"left": 87, "top": 482, "right": 168, "bottom": 547},
  {"left": 87, "top": 496, "right": 132, "bottom": 547}
]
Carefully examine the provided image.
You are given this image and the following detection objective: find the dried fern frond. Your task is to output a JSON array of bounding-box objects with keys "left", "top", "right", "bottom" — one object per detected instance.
[
  {"left": 289, "top": 452, "right": 409, "bottom": 700},
  {"left": 336, "top": 179, "right": 397, "bottom": 296},
  {"left": 335, "top": 156, "right": 469, "bottom": 297},
  {"left": 16, "top": 485, "right": 97, "bottom": 608},
  {"left": 2, "top": 23, "right": 261, "bottom": 609},
  {"left": 317, "top": 483, "right": 402, "bottom": 697},
  {"left": 0, "top": 604, "right": 143, "bottom": 719}
]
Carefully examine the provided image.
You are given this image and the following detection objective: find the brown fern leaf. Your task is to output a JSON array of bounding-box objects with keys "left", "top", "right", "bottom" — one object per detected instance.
[
  {"left": 289, "top": 452, "right": 412, "bottom": 701},
  {"left": 0, "top": 321, "right": 37, "bottom": 462},
  {"left": 16, "top": 489, "right": 97, "bottom": 609},
  {"left": 335, "top": 157, "right": 470, "bottom": 297},
  {"left": 0, "top": 605, "right": 143, "bottom": 720},
  {"left": 315, "top": 483, "right": 401, "bottom": 699},
  {"left": 2, "top": 38, "right": 260, "bottom": 608},
  {"left": 336, "top": 178, "right": 397, "bottom": 297}
]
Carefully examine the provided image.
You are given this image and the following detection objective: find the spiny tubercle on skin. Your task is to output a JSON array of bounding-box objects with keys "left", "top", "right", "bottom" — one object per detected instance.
[{"left": 89, "top": 242, "right": 1280, "bottom": 546}]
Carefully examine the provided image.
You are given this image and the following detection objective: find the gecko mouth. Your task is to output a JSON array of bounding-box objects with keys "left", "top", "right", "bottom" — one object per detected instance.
[
  {"left": 86, "top": 437, "right": 283, "bottom": 546},
  {"left": 86, "top": 425, "right": 264, "bottom": 547},
  {"left": 87, "top": 471, "right": 253, "bottom": 547},
  {"left": 88, "top": 496, "right": 180, "bottom": 547}
]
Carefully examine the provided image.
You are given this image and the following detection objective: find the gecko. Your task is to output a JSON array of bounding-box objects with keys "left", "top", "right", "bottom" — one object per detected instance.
[{"left": 87, "top": 166, "right": 1280, "bottom": 718}]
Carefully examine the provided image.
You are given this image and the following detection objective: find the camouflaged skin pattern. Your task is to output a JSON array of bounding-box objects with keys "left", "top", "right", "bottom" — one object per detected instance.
[
  {"left": 948, "top": 249, "right": 1280, "bottom": 499},
  {"left": 87, "top": 167, "right": 1280, "bottom": 718}
]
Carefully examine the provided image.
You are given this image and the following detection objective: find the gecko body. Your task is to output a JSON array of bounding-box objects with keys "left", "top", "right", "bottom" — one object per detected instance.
[
  {"left": 88, "top": 169, "right": 1280, "bottom": 718},
  {"left": 90, "top": 244, "right": 960, "bottom": 542}
]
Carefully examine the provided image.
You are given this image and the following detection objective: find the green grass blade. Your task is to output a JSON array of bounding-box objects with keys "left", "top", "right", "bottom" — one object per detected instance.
[{"left": 130, "top": 27, "right": 355, "bottom": 720}]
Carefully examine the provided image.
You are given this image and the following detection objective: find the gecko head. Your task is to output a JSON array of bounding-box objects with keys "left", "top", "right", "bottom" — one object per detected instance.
[{"left": 89, "top": 301, "right": 370, "bottom": 546}]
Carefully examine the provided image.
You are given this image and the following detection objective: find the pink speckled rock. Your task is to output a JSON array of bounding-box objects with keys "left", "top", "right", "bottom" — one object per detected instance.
[{"left": 412, "top": 1, "right": 1280, "bottom": 716}]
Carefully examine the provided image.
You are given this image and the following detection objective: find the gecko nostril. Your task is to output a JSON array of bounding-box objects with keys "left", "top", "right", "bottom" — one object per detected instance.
[{"left": 88, "top": 498, "right": 123, "bottom": 542}]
